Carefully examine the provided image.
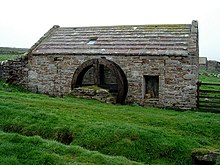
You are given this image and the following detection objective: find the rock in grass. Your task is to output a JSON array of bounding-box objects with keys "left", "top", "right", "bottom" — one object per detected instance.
[{"left": 192, "top": 149, "right": 220, "bottom": 165}]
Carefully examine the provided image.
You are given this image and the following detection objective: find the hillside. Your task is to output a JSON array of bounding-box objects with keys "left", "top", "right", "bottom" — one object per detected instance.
[
  {"left": 0, "top": 47, "right": 28, "bottom": 61},
  {"left": 0, "top": 81, "right": 220, "bottom": 164},
  {"left": 199, "top": 70, "right": 220, "bottom": 83},
  {"left": 0, "top": 47, "right": 28, "bottom": 54},
  {"left": 0, "top": 49, "right": 220, "bottom": 164}
]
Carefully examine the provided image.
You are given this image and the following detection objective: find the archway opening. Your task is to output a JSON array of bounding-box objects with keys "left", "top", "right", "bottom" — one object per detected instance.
[{"left": 71, "top": 58, "right": 128, "bottom": 104}]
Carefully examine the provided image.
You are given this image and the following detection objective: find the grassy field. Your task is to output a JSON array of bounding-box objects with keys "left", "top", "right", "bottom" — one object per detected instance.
[
  {"left": 0, "top": 47, "right": 28, "bottom": 61},
  {"left": 0, "top": 47, "right": 28, "bottom": 54},
  {"left": 0, "top": 54, "right": 23, "bottom": 61},
  {"left": 0, "top": 81, "right": 220, "bottom": 164},
  {"left": 0, "top": 52, "right": 219, "bottom": 164},
  {"left": 0, "top": 131, "right": 140, "bottom": 165},
  {"left": 199, "top": 70, "right": 220, "bottom": 84}
]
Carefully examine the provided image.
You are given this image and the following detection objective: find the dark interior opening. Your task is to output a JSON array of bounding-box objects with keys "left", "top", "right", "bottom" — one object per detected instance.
[
  {"left": 144, "top": 75, "right": 159, "bottom": 99},
  {"left": 72, "top": 58, "right": 128, "bottom": 104},
  {"left": 82, "top": 64, "right": 118, "bottom": 93}
]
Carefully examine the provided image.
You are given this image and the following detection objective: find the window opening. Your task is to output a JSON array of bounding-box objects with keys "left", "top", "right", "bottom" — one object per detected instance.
[
  {"left": 87, "top": 37, "right": 98, "bottom": 45},
  {"left": 144, "top": 75, "right": 159, "bottom": 99}
]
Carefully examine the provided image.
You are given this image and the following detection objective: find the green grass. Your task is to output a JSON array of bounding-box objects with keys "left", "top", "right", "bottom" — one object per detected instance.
[
  {"left": 0, "top": 47, "right": 28, "bottom": 61},
  {"left": 0, "top": 47, "right": 28, "bottom": 54},
  {"left": 199, "top": 70, "right": 220, "bottom": 84},
  {"left": 199, "top": 70, "right": 220, "bottom": 95},
  {"left": 0, "top": 80, "right": 220, "bottom": 164},
  {"left": 0, "top": 54, "right": 21, "bottom": 61},
  {"left": 0, "top": 131, "right": 140, "bottom": 165}
]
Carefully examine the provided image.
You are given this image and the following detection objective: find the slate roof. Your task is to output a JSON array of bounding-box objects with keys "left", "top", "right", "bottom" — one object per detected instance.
[{"left": 31, "top": 21, "right": 198, "bottom": 56}]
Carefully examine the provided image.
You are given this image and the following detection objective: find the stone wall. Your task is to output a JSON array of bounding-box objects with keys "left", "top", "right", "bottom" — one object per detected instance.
[
  {"left": 0, "top": 53, "right": 198, "bottom": 109},
  {"left": 0, "top": 56, "right": 28, "bottom": 85},
  {"left": 27, "top": 54, "right": 198, "bottom": 109},
  {"left": 199, "top": 57, "right": 220, "bottom": 71},
  {"left": 207, "top": 60, "right": 220, "bottom": 71},
  {"left": 199, "top": 57, "right": 207, "bottom": 70}
]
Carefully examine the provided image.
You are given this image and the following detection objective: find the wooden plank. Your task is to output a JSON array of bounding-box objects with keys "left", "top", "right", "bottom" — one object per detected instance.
[
  {"left": 199, "top": 104, "right": 220, "bottom": 108},
  {"left": 199, "top": 89, "right": 220, "bottom": 94},
  {"left": 199, "top": 83, "right": 220, "bottom": 86},
  {"left": 198, "top": 108, "right": 220, "bottom": 113},
  {"left": 199, "top": 96, "right": 220, "bottom": 99},
  {"left": 199, "top": 100, "right": 220, "bottom": 104}
]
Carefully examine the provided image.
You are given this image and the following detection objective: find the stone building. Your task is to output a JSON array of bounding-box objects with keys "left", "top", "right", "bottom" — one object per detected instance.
[
  {"left": 207, "top": 60, "right": 220, "bottom": 71},
  {"left": 1, "top": 20, "right": 199, "bottom": 109},
  {"left": 199, "top": 57, "right": 220, "bottom": 71},
  {"left": 199, "top": 57, "right": 207, "bottom": 70}
]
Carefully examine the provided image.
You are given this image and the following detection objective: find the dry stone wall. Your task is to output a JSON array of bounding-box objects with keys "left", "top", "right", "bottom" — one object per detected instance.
[
  {"left": 207, "top": 60, "right": 220, "bottom": 71},
  {"left": 199, "top": 57, "right": 220, "bottom": 71},
  {"left": 0, "top": 56, "right": 28, "bottom": 85},
  {"left": 27, "top": 54, "right": 198, "bottom": 109}
]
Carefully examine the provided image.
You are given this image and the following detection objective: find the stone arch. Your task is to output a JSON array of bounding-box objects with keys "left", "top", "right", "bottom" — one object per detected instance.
[{"left": 71, "top": 58, "right": 128, "bottom": 104}]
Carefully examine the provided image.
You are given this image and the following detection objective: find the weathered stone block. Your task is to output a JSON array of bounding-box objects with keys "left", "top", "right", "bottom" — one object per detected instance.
[{"left": 183, "top": 74, "right": 196, "bottom": 80}]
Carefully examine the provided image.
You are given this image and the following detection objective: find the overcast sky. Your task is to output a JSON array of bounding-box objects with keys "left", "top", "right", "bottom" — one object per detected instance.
[{"left": 0, "top": 0, "right": 220, "bottom": 61}]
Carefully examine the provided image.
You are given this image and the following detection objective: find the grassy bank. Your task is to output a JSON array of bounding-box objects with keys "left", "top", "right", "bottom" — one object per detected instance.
[
  {"left": 0, "top": 131, "right": 140, "bottom": 165},
  {"left": 0, "top": 81, "right": 220, "bottom": 164}
]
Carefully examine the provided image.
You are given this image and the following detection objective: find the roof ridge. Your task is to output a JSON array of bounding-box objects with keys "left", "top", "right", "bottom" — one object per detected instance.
[
  {"left": 27, "top": 25, "right": 60, "bottom": 56},
  {"left": 58, "top": 24, "right": 191, "bottom": 29}
]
